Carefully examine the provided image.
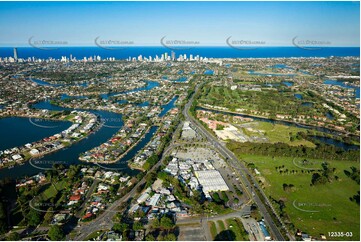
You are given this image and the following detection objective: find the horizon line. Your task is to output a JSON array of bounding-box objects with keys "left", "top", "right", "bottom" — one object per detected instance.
[{"left": 1, "top": 45, "right": 360, "bottom": 48}]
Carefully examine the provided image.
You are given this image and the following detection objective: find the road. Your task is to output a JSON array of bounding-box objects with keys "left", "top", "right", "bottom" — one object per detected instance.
[
  {"left": 73, "top": 83, "right": 291, "bottom": 241},
  {"left": 73, "top": 120, "right": 183, "bottom": 240},
  {"left": 183, "top": 84, "right": 292, "bottom": 241},
  {"left": 75, "top": 179, "right": 99, "bottom": 218}
]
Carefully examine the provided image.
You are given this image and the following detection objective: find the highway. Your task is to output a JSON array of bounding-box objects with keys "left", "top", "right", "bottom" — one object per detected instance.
[
  {"left": 183, "top": 84, "right": 292, "bottom": 241},
  {"left": 73, "top": 120, "right": 182, "bottom": 240},
  {"left": 73, "top": 83, "right": 291, "bottom": 241}
]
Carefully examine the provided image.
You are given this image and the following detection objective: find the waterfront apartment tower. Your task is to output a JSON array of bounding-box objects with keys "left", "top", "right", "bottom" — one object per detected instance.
[
  {"left": 171, "top": 51, "right": 175, "bottom": 61},
  {"left": 13, "top": 48, "right": 18, "bottom": 61}
]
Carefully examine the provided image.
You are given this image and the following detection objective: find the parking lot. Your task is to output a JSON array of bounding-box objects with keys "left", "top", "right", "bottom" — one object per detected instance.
[{"left": 174, "top": 147, "right": 225, "bottom": 166}]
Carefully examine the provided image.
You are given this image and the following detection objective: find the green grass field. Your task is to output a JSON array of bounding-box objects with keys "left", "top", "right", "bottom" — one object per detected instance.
[
  {"left": 65, "top": 114, "right": 76, "bottom": 120},
  {"left": 198, "top": 85, "right": 335, "bottom": 119},
  {"left": 214, "top": 220, "right": 229, "bottom": 240},
  {"left": 243, "top": 121, "right": 316, "bottom": 148},
  {"left": 208, "top": 221, "right": 217, "bottom": 240},
  {"left": 39, "top": 180, "right": 68, "bottom": 201},
  {"left": 225, "top": 218, "right": 249, "bottom": 241},
  {"left": 239, "top": 154, "right": 360, "bottom": 240},
  {"left": 210, "top": 219, "right": 244, "bottom": 241},
  {"left": 216, "top": 220, "right": 226, "bottom": 231}
]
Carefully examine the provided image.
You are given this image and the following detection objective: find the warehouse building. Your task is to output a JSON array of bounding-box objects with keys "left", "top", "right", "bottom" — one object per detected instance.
[{"left": 195, "top": 170, "right": 229, "bottom": 195}]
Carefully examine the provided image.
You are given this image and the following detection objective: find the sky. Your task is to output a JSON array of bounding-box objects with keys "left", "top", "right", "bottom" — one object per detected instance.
[{"left": 0, "top": 1, "right": 359, "bottom": 47}]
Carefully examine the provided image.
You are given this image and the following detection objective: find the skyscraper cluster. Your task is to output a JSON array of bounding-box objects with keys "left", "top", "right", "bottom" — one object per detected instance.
[{"left": 128, "top": 51, "right": 208, "bottom": 62}]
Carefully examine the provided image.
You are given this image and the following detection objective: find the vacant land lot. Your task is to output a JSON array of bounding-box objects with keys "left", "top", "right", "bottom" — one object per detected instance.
[
  {"left": 208, "top": 219, "right": 248, "bottom": 241},
  {"left": 240, "top": 121, "right": 316, "bottom": 147},
  {"left": 178, "top": 224, "right": 206, "bottom": 241},
  {"left": 226, "top": 218, "right": 249, "bottom": 241}
]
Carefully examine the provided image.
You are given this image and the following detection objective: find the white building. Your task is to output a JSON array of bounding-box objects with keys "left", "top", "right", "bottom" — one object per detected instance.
[
  {"left": 195, "top": 170, "right": 229, "bottom": 193},
  {"left": 29, "top": 149, "right": 40, "bottom": 156}
]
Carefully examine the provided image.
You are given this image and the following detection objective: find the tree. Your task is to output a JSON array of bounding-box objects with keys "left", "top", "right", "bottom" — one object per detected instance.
[
  {"left": 6, "top": 232, "right": 20, "bottom": 241},
  {"left": 48, "top": 225, "right": 64, "bottom": 241},
  {"left": 145, "top": 234, "right": 155, "bottom": 241},
  {"left": 132, "top": 221, "right": 143, "bottom": 231},
  {"left": 221, "top": 191, "right": 229, "bottom": 203},
  {"left": 26, "top": 209, "right": 41, "bottom": 227},
  {"left": 350, "top": 191, "right": 360, "bottom": 205},
  {"left": 216, "top": 124, "right": 225, "bottom": 130},
  {"left": 143, "top": 154, "right": 159, "bottom": 171},
  {"left": 164, "top": 233, "right": 177, "bottom": 241},
  {"left": 192, "top": 190, "right": 202, "bottom": 203},
  {"left": 67, "top": 165, "right": 80, "bottom": 179},
  {"left": 160, "top": 216, "right": 175, "bottom": 230},
  {"left": 0, "top": 220, "right": 7, "bottom": 235},
  {"left": 43, "top": 207, "right": 54, "bottom": 224},
  {"left": 283, "top": 183, "right": 295, "bottom": 192},
  {"left": 157, "top": 171, "right": 169, "bottom": 181},
  {"left": 113, "top": 222, "right": 129, "bottom": 233},
  {"left": 211, "top": 192, "right": 222, "bottom": 204},
  {"left": 151, "top": 218, "right": 160, "bottom": 229},
  {"left": 311, "top": 173, "right": 328, "bottom": 185},
  {"left": 134, "top": 209, "right": 145, "bottom": 218},
  {"left": 0, "top": 202, "right": 7, "bottom": 234}
]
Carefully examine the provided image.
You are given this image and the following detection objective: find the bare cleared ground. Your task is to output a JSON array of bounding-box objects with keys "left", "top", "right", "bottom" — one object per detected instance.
[{"left": 177, "top": 224, "right": 206, "bottom": 241}]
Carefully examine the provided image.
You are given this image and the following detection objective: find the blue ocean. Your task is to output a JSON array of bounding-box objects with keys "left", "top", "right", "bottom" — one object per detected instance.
[{"left": 0, "top": 47, "right": 359, "bottom": 59}]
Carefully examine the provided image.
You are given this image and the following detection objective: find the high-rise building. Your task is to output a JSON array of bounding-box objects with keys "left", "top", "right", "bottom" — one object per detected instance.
[
  {"left": 13, "top": 48, "right": 18, "bottom": 61},
  {"left": 171, "top": 51, "right": 175, "bottom": 61},
  {"left": 165, "top": 52, "right": 168, "bottom": 60}
]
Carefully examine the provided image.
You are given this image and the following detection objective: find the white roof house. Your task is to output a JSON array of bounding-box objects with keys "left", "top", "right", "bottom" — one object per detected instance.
[
  {"left": 12, "top": 154, "right": 22, "bottom": 160},
  {"left": 30, "top": 149, "right": 40, "bottom": 156}
]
